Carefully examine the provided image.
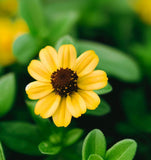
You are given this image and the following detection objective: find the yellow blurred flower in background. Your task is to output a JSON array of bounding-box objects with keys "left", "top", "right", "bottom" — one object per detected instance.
[
  {"left": 0, "top": 0, "right": 28, "bottom": 67},
  {"left": 133, "top": 0, "right": 151, "bottom": 25},
  {"left": 0, "top": 18, "right": 28, "bottom": 66},
  {"left": 0, "top": 0, "right": 18, "bottom": 16}
]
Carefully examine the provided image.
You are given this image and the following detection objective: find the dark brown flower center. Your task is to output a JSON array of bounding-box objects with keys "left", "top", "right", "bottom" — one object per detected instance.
[{"left": 51, "top": 68, "right": 78, "bottom": 96}]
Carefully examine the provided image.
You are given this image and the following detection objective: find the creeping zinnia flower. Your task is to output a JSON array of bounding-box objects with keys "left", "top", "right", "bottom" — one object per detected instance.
[{"left": 26, "top": 45, "right": 108, "bottom": 127}]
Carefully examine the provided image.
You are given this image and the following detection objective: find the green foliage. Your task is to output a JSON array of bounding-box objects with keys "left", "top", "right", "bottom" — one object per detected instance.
[
  {"left": 82, "top": 129, "right": 137, "bottom": 160},
  {"left": 55, "top": 35, "right": 141, "bottom": 82},
  {"left": 120, "top": 89, "right": 151, "bottom": 133},
  {"left": 86, "top": 99, "right": 111, "bottom": 116},
  {"left": 116, "top": 122, "right": 139, "bottom": 136},
  {"left": 94, "top": 83, "right": 112, "bottom": 95},
  {"left": 106, "top": 0, "right": 133, "bottom": 14},
  {"left": 77, "top": 40, "right": 141, "bottom": 82},
  {"left": 105, "top": 139, "right": 137, "bottom": 160},
  {"left": 131, "top": 41, "right": 151, "bottom": 78},
  {"left": 0, "top": 121, "right": 42, "bottom": 155},
  {"left": 55, "top": 35, "right": 141, "bottom": 83},
  {"left": 48, "top": 12, "right": 79, "bottom": 42},
  {"left": 44, "top": 0, "right": 86, "bottom": 15},
  {"left": 13, "top": 34, "right": 41, "bottom": 65},
  {"left": 55, "top": 35, "right": 76, "bottom": 50},
  {"left": 39, "top": 128, "right": 83, "bottom": 155},
  {"left": 82, "top": 129, "right": 106, "bottom": 160},
  {"left": 39, "top": 141, "right": 61, "bottom": 155},
  {"left": 14, "top": 1, "right": 80, "bottom": 65},
  {"left": 122, "top": 89, "right": 146, "bottom": 121},
  {"left": 27, "top": 99, "right": 85, "bottom": 157},
  {"left": 0, "top": 142, "right": 5, "bottom": 160},
  {"left": 19, "top": 0, "right": 48, "bottom": 37},
  {"left": 0, "top": 67, "right": 3, "bottom": 75},
  {"left": 63, "top": 128, "right": 83, "bottom": 147},
  {"left": 0, "top": 73, "right": 16, "bottom": 118},
  {"left": 88, "top": 154, "right": 104, "bottom": 160},
  {"left": 26, "top": 100, "right": 84, "bottom": 156},
  {"left": 26, "top": 100, "right": 51, "bottom": 130}
]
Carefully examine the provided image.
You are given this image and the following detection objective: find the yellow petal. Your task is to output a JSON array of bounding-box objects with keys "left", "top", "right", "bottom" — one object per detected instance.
[
  {"left": 25, "top": 81, "right": 54, "bottom": 100},
  {"left": 58, "top": 44, "right": 77, "bottom": 69},
  {"left": 28, "top": 60, "right": 51, "bottom": 82},
  {"left": 66, "top": 92, "right": 86, "bottom": 118},
  {"left": 52, "top": 97, "right": 72, "bottom": 127},
  {"left": 78, "top": 70, "right": 108, "bottom": 90},
  {"left": 74, "top": 50, "right": 99, "bottom": 77},
  {"left": 35, "top": 92, "right": 61, "bottom": 118},
  {"left": 39, "top": 46, "right": 58, "bottom": 73},
  {"left": 78, "top": 90, "right": 100, "bottom": 110}
]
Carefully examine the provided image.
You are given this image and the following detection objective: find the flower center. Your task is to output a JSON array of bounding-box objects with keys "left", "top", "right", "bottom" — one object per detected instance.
[{"left": 51, "top": 68, "right": 78, "bottom": 96}]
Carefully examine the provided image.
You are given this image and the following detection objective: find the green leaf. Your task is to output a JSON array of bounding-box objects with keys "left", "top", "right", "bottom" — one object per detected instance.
[
  {"left": 55, "top": 35, "right": 76, "bottom": 50},
  {"left": 44, "top": 0, "right": 86, "bottom": 15},
  {"left": 131, "top": 40, "right": 151, "bottom": 77},
  {"left": 0, "top": 73, "right": 15, "bottom": 117},
  {"left": 82, "top": 129, "right": 106, "bottom": 160},
  {"left": 88, "top": 154, "right": 104, "bottom": 160},
  {"left": 63, "top": 128, "right": 83, "bottom": 147},
  {"left": 80, "top": 9, "right": 108, "bottom": 28},
  {"left": 26, "top": 100, "right": 50, "bottom": 128},
  {"left": 94, "top": 83, "right": 112, "bottom": 95},
  {"left": 13, "top": 34, "right": 40, "bottom": 65},
  {"left": 48, "top": 12, "right": 79, "bottom": 42},
  {"left": 86, "top": 99, "right": 111, "bottom": 116},
  {"left": 105, "top": 139, "right": 137, "bottom": 160},
  {"left": 77, "top": 40, "right": 141, "bottom": 82},
  {"left": 0, "top": 142, "right": 5, "bottom": 160},
  {"left": 0, "top": 121, "right": 42, "bottom": 155},
  {"left": 39, "top": 141, "right": 61, "bottom": 155},
  {"left": 106, "top": 0, "right": 133, "bottom": 14},
  {"left": 19, "top": 0, "right": 48, "bottom": 37}
]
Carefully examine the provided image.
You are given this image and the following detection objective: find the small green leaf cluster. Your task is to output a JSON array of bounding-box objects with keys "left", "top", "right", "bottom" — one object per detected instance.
[
  {"left": 82, "top": 129, "right": 137, "bottom": 160},
  {"left": 39, "top": 128, "right": 83, "bottom": 155},
  {"left": 26, "top": 100, "right": 84, "bottom": 159}
]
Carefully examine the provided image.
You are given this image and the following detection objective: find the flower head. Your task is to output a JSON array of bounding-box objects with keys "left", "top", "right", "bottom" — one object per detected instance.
[
  {"left": 26, "top": 45, "right": 108, "bottom": 127},
  {"left": 133, "top": 0, "right": 151, "bottom": 25},
  {"left": 0, "top": 18, "right": 28, "bottom": 66}
]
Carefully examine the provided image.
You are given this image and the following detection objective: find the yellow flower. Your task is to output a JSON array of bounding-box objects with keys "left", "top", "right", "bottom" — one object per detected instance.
[
  {"left": 133, "top": 0, "right": 151, "bottom": 25},
  {"left": 0, "top": 0, "right": 18, "bottom": 16},
  {"left": 0, "top": 18, "right": 28, "bottom": 66},
  {"left": 26, "top": 45, "right": 108, "bottom": 127}
]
